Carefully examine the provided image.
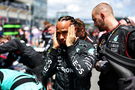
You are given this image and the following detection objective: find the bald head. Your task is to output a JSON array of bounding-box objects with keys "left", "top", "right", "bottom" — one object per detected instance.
[
  {"left": 92, "top": 3, "right": 119, "bottom": 32},
  {"left": 92, "top": 3, "right": 113, "bottom": 16}
]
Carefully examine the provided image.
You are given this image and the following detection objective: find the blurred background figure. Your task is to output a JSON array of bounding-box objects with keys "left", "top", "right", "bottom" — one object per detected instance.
[
  {"left": 42, "top": 21, "right": 56, "bottom": 53},
  {"left": 119, "top": 17, "right": 135, "bottom": 26},
  {"left": 75, "top": 18, "right": 99, "bottom": 44},
  {"left": 31, "top": 27, "right": 42, "bottom": 47},
  {"left": 18, "top": 28, "right": 28, "bottom": 43}
]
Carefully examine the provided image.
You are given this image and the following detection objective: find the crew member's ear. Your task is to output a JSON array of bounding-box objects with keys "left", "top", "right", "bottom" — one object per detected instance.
[{"left": 101, "top": 13, "right": 105, "bottom": 20}]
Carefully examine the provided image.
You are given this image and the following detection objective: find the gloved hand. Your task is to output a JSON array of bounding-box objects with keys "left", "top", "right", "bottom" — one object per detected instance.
[
  {"left": 124, "top": 76, "right": 135, "bottom": 90},
  {"left": 95, "top": 60, "right": 109, "bottom": 72}
]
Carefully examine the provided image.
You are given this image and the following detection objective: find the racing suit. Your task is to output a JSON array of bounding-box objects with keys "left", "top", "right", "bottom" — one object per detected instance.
[
  {"left": 37, "top": 39, "right": 96, "bottom": 90},
  {"left": 0, "top": 39, "right": 43, "bottom": 69},
  {"left": 97, "top": 25, "right": 135, "bottom": 90}
]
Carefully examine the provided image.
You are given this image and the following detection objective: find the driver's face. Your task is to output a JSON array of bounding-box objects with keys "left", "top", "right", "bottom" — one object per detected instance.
[{"left": 56, "top": 20, "right": 72, "bottom": 46}]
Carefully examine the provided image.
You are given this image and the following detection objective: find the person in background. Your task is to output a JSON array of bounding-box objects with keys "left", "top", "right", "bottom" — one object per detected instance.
[
  {"left": 119, "top": 17, "right": 135, "bottom": 26},
  {"left": 75, "top": 18, "right": 87, "bottom": 40},
  {"left": 42, "top": 22, "right": 56, "bottom": 53},
  {"left": 75, "top": 18, "right": 98, "bottom": 44},
  {"left": 31, "top": 27, "right": 42, "bottom": 47},
  {"left": 0, "top": 35, "right": 44, "bottom": 74},
  {"left": 18, "top": 28, "right": 28, "bottom": 43}
]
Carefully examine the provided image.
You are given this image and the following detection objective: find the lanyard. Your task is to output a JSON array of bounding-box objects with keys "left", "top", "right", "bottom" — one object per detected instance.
[
  {"left": 107, "top": 24, "right": 121, "bottom": 42},
  {"left": 99, "top": 23, "right": 121, "bottom": 47}
]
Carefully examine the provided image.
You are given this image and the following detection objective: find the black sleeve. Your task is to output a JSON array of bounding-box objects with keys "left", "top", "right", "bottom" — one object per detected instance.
[
  {"left": 42, "top": 48, "right": 58, "bottom": 76},
  {"left": 33, "top": 48, "right": 58, "bottom": 80},
  {"left": 67, "top": 40, "right": 96, "bottom": 78},
  {"left": 3, "top": 53, "right": 16, "bottom": 68},
  {"left": 0, "top": 39, "right": 19, "bottom": 53},
  {"left": 127, "top": 31, "right": 135, "bottom": 58}
]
